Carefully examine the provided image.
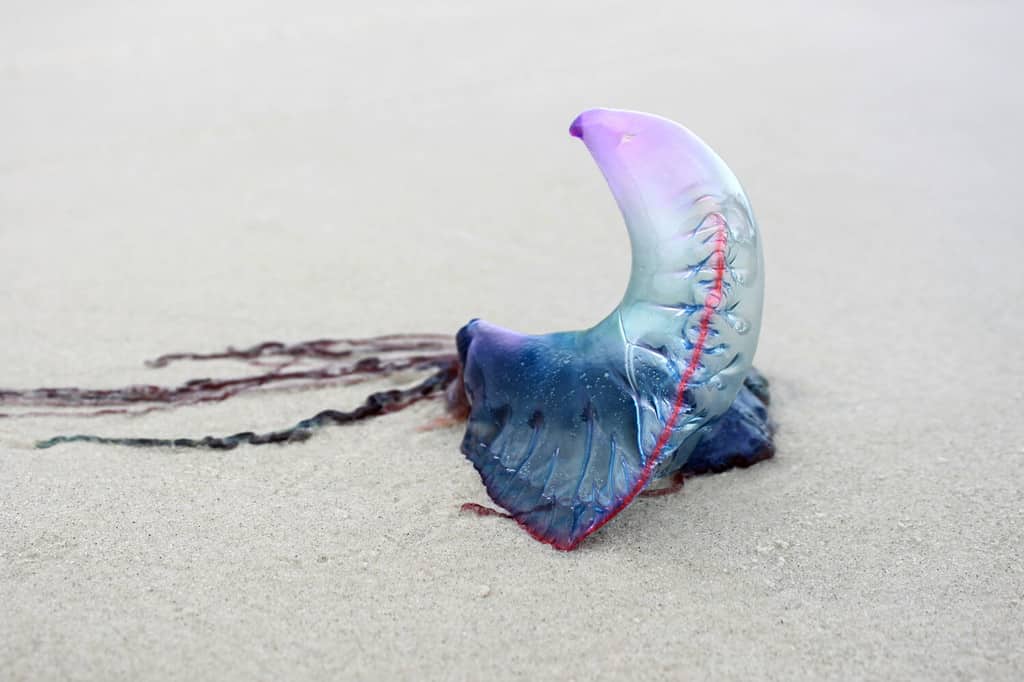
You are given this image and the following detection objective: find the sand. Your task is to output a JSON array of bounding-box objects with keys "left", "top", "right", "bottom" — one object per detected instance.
[{"left": 2, "top": 1, "right": 1022, "bottom": 679}]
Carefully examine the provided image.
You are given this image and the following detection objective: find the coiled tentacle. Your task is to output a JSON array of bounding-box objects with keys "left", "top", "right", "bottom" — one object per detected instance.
[
  {"left": 34, "top": 361, "right": 458, "bottom": 450},
  {"left": 0, "top": 335, "right": 459, "bottom": 447}
]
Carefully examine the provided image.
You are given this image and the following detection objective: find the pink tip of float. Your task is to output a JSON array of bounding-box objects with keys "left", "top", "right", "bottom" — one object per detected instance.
[{"left": 568, "top": 116, "right": 584, "bottom": 139}]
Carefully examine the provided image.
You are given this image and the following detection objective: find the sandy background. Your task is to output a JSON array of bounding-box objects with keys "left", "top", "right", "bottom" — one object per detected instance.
[{"left": 2, "top": 1, "right": 1022, "bottom": 679}]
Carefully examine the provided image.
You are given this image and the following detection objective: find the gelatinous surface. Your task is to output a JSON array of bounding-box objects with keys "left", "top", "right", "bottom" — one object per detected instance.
[{"left": 458, "top": 109, "right": 768, "bottom": 550}]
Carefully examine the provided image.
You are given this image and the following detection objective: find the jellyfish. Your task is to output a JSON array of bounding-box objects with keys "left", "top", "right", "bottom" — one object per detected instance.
[{"left": 2, "top": 109, "right": 774, "bottom": 551}]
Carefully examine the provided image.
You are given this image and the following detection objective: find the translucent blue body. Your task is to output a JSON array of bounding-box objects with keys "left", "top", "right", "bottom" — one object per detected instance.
[{"left": 458, "top": 109, "right": 772, "bottom": 550}]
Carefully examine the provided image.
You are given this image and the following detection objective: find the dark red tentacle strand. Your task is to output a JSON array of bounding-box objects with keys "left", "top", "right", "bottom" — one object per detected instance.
[
  {"left": 145, "top": 334, "right": 453, "bottom": 368},
  {"left": 0, "top": 335, "right": 456, "bottom": 418},
  {"left": 0, "top": 335, "right": 463, "bottom": 449},
  {"left": 35, "top": 360, "right": 460, "bottom": 450}
]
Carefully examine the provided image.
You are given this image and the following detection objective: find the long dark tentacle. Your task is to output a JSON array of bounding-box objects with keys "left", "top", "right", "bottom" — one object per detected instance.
[
  {"left": 0, "top": 334, "right": 457, "bottom": 419},
  {"left": 145, "top": 334, "right": 453, "bottom": 368},
  {"left": 35, "top": 359, "right": 459, "bottom": 450},
  {"left": 0, "top": 355, "right": 450, "bottom": 417},
  {"left": 0, "top": 333, "right": 464, "bottom": 449}
]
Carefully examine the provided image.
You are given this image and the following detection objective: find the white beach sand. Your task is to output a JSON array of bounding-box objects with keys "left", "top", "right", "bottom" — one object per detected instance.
[{"left": 2, "top": 1, "right": 1022, "bottom": 679}]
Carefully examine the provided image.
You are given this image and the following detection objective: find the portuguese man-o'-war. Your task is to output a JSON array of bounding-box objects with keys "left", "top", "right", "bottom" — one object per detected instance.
[{"left": 1, "top": 109, "right": 774, "bottom": 550}]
